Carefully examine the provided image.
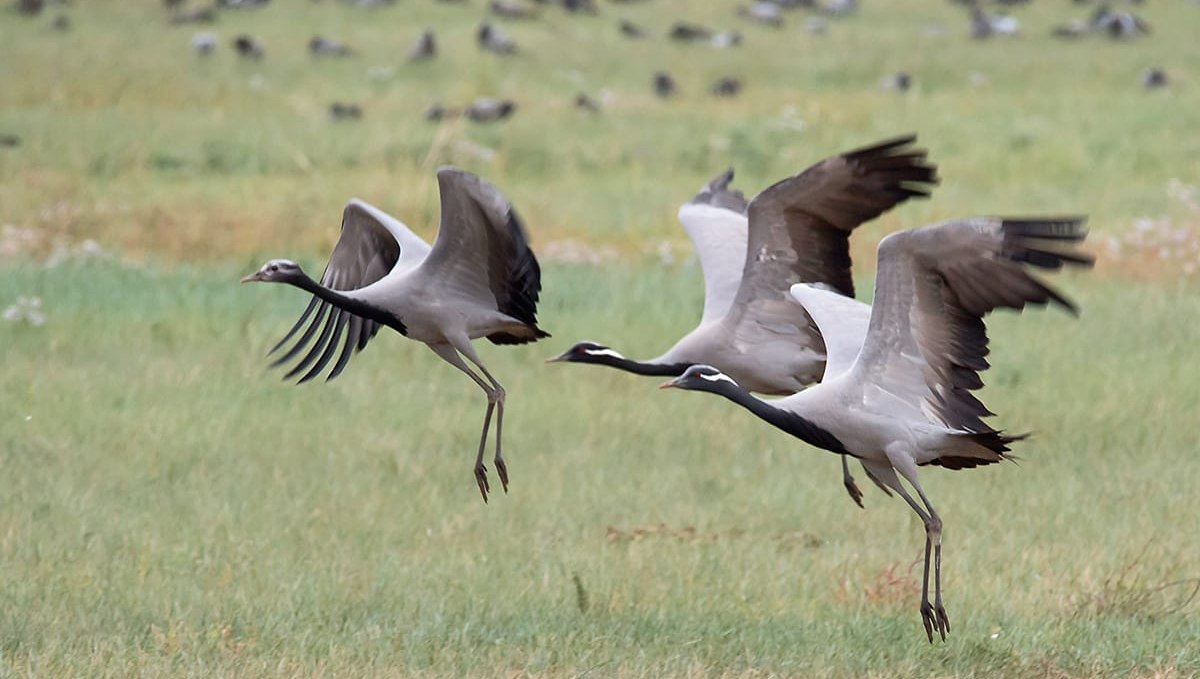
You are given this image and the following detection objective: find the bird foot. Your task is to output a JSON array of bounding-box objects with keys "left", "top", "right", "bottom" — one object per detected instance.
[
  {"left": 844, "top": 475, "right": 864, "bottom": 509},
  {"left": 920, "top": 600, "right": 950, "bottom": 643},
  {"left": 495, "top": 457, "right": 509, "bottom": 494},
  {"left": 475, "top": 464, "right": 490, "bottom": 503}
]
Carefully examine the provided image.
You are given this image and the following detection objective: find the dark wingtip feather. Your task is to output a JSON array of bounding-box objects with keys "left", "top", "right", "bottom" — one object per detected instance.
[{"left": 845, "top": 133, "right": 919, "bottom": 159}]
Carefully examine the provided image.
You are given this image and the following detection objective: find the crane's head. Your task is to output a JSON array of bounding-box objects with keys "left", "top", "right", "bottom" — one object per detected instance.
[
  {"left": 545, "top": 341, "right": 624, "bottom": 364},
  {"left": 659, "top": 364, "right": 738, "bottom": 393},
  {"left": 241, "top": 259, "right": 302, "bottom": 284}
]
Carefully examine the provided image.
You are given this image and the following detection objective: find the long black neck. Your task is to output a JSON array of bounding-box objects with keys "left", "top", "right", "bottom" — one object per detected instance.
[
  {"left": 291, "top": 272, "right": 407, "bottom": 334},
  {"left": 708, "top": 381, "right": 850, "bottom": 456},
  {"left": 595, "top": 354, "right": 693, "bottom": 377}
]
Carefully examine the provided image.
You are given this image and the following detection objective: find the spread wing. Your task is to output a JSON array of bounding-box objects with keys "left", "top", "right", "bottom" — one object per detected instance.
[
  {"left": 850, "top": 217, "right": 1093, "bottom": 431},
  {"left": 269, "top": 200, "right": 430, "bottom": 383},
  {"left": 677, "top": 168, "right": 750, "bottom": 325},
  {"left": 415, "top": 167, "right": 546, "bottom": 344},
  {"left": 716, "top": 135, "right": 939, "bottom": 365}
]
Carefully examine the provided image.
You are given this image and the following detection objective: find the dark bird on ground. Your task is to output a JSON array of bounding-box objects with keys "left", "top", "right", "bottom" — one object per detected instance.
[
  {"left": 711, "top": 77, "right": 742, "bottom": 97},
  {"left": 618, "top": 18, "right": 645, "bottom": 38},
  {"left": 490, "top": 0, "right": 539, "bottom": 20},
  {"left": 970, "top": 3, "right": 1018, "bottom": 38},
  {"left": 653, "top": 71, "right": 677, "bottom": 98},
  {"left": 233, "top": 34, "right": 265, "bottom": 59},
  {"left": 1142, "top": 67, "right": 1167, "bottom": 89},
  {"left": 168, "top": 6, "right": 216, "bottom": 23},
  {"left": 669, "top": 21, "right": 713, "bottom": 42},
  {"left": 661, "top": 217, "right": 1092, "bottom": 642},
  {"left": 478, "top": 22, "right": 518, "bottom": 54},
  {"left": 329, "top": 102, "right": 363, "bottom": 120},
  {"left": 466, "top": 98, "right": 516, "bottom": 123},
  {"left": 575, "top": 93, "right": 601, "bottom": 113},
  {"left": 738, "top": 2, "right": 784, "bottom": 27},
  {"left": 310, "top": 36, "right": 352, "bottom": 56},
  {"left": 1091, "top": 4, "right": 1149, "bottom": 39},
  {"left": 242, "top": 173, "right": 550, "bottom": 503},
  {"left": 425, "top": 103, "right": 455, "bottom": 122},
  {"left": 882, "top": 72, "right": 912, "bottom": 92},
  {"left": 551, "top": 136, "right": 939, "bottom": 507},
  {"left": 561, "top": 0, "right": 597, "bottom": 13},
  {"left": 407, "top": 30, "right": 436, "bottom": 61},
  {"left": 822, "top": 0, "right": 857, "bottom": 16}
]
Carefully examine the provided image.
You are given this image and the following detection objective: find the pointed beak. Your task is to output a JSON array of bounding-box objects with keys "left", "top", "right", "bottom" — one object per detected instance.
[
  {"left": 544, "top": 353, "right": 567, "bottom": 364},
  {"left": 240, "top": 272, "right": 262, "bottom": 283},
  {"left": 658, "top": 379, "right": 679, "bottom": 390}
]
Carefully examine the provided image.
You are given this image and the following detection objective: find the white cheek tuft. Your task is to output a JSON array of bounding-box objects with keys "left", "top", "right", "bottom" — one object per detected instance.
[
  {"left": 585, "top": 348, "right": 625, "bottom": 360},
  {"left": 699, "top": 372, "right": 736, "bottom": 385}
]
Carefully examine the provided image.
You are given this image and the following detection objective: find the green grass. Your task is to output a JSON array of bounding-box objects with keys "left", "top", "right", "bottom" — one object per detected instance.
[
  {"left": 3, "top": 0, "right": 1200, "bottom": 676},
  {"left": 2, "top": 263, "right": 1199, "bottom": 677}
]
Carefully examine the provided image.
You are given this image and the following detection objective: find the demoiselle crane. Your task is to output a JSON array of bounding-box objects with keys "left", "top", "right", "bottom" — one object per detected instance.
[
  {"left": 660, "top": 216, "right": 1093, "bottom": 641},
  {"left": 242, "top": 168, "right": 549, "bottom": 502},
  {"left": 549, "top": 135, "right": 938, "bottom": 506}
]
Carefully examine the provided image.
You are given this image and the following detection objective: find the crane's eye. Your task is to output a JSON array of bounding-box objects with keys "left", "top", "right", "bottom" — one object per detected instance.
[{"left": 269, "top": 264, "right": 279, "bottom": 272}]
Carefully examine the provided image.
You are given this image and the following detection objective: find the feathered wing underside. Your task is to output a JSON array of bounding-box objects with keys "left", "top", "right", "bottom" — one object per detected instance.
[
  {"left": 269, "top": 201, "right": 420, "bottom": 383},
  {"left": 787, "top": 283, "right": 872, "bottom": 381},
  {"left": 851, "top": 217, "right": 1093, "bottom": 445},
  {"left": 677, "top": 189, "right": 749, "bottom": 325},
  {"left": 419, "top": 167, "right": 549, "bottom": 345},
  {"left": 714, "top": 135, "right": 939, "bottom": 375}
]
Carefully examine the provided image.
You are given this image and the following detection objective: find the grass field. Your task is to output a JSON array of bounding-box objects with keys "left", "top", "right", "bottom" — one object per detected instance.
[{"left": 3, "top": 0, "right": 1200, "bottom": 677}]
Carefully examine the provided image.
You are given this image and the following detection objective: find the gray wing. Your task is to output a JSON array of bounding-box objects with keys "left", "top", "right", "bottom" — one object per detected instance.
[
  {"left": 270, "top": 200, "right": 426, "bottom": 383},
  {"left": 716, "top": 135, "right": 938, "bottom": 371},
  {"left": 678, "top": 168, "right": 750, "bottom": 325},
  {"left": 850, "top": 217, "right": 1093, "bottom": 432},
  {"left": 416, "top": 167, "right": 547, "bottom": 344}
]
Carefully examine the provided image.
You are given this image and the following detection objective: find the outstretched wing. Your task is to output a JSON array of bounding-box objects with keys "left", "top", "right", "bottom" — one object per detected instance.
[
  {"left": 270, "top": 200, "right": 430, "bottom": 383},
  {"left": 788, "top": 283, "right": 872, "bottom": 381},
  {"left": 416, "top": 167, "right": 547, "bottom": 344},
  {"left": 850, "top": 217, "right": 1093, "bottom": 432},
  {"left": 677, "top": 168, "right": 750, "bottom": 325},
  {"left": 716, "top": 135, "right": 938, "bottom": 371}
]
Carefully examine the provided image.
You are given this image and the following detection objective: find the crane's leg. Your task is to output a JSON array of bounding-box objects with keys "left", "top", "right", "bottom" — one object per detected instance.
[
  {"left": 863, "top": 458, "right": 948, "bottom": 643},
  {"left": 911, "top": 482, "right": 949, "bottom": 641},
  {"left": 428, "top": 343, "right": 497, "bottom": 502},
  {"left": 454, "top": 341, "right": 509, "bottom": 494},
  {"left": 842, "top": 456, "right": 864, "bottom": 508}
]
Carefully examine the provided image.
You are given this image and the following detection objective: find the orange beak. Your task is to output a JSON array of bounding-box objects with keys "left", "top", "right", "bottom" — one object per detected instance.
[{"left": 240, "top": 273, "right": 262, "bottom": 283}]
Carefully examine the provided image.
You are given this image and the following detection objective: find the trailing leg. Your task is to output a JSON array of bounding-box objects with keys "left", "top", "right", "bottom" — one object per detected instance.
[{"left": 428, "top": 343, "right": 499, "bottom": 502}]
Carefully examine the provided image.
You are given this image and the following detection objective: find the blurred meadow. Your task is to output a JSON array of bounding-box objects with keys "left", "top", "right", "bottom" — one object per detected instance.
[{"left": 2, "top": 0, "right": 1200, "bottom": 676}]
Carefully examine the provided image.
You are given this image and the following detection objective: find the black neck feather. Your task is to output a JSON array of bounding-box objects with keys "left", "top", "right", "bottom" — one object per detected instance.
[
  {"left": 597, "top": 355, "right": 694, "bottom": 377},
  {"left": 293, "top": 273, "right": 408, "bottom": 335},
  {"left": 710, "top": 381, "right": 850, "bottom": 456}
]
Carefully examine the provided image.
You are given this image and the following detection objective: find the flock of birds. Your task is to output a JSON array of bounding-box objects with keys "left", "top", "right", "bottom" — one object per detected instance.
[
  {"left": 242, "top": 134, "right": 1094, "bottom": 642},
  {"left": 6, "top": 0, "right": 1148, "bottom": 126}
]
